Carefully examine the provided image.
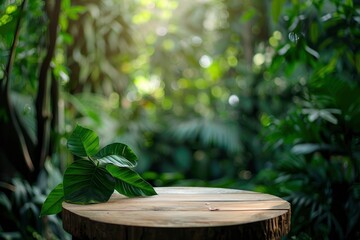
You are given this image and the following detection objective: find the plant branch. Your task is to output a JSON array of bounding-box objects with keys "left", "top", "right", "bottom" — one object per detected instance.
[
  {"left": 49, "top": 71, "right": 59, "bottom": 155},
  {"left": 3, "top": 1, "right": 26, "bottom": 91},
  {"left": 35, "top": 0, "right": 61, "bottom": 170}
]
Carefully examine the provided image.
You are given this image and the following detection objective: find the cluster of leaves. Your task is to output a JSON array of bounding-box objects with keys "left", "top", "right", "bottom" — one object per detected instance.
[
  {"left": 256, "top": 0, "right": 360, "bottom": 239},
  {"left": 0, "top": 171, "right": 69, "bottom": 239},
  {"left": 41, "top": 125, "right": 156, "bottom": 216},
  {"left": 65, "top": 0, "right": 135, "bottom": 95}
]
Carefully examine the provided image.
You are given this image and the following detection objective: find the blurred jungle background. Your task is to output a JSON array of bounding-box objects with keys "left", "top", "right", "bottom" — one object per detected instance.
[{"left": 0, "top": 0, "right": 359, "bottom": 239}]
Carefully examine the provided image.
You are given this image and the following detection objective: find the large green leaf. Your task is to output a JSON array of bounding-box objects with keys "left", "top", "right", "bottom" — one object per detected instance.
[
  {"left": 63, "top": 160, "right": 115, "bottom": 204},
  {"left": 67, "top": 125, "right": 99, "bottom": 157},
  {"left": 106, "top": 165, "right": 157, "bottom": 197},
  {"left": 95, "top": 143, "right": 138, "bottom": 168},
  {"left": 40, "top": 183, "right": 64, "bottom": 216}
]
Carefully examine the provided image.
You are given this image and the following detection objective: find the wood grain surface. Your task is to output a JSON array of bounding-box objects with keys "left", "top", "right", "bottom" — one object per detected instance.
[{"left": 62, "top": 187, "right": 291, "bottom": 240}]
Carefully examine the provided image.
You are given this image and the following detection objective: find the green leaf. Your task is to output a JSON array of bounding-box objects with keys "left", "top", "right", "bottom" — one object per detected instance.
[
  {"left": 291, "top": 143, "right": 323, "bottom": 155},
  {"left": 0, "top": 192, "right": 11, "bottom": 211},
  {"left": 63, "top": 160, "right": 115, "bottom": 204},
  {"left": 67, "top": 125, "right": 99, "bottom": 157},
  {"left": 305, "top": 45, "right": 319, "bottom": 59},
  {"left": 40, "top": 183, "right": 64, "bottom": 216},
  {"left": 106, "top": 164, "right": 157, "bottom": 197},
  {"left": 95, "top": 143, "right": 138, "bottom": 168}
]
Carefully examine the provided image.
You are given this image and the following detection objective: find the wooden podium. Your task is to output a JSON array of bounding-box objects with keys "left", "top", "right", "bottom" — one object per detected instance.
[{"left": 62, "top": 187, "right": 291, "bottom": 240}]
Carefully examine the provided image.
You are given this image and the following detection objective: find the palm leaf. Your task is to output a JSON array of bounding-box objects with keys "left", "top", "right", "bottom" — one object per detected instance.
[{"left": 169, "top": 118, "right": 242, "bottom": 153}]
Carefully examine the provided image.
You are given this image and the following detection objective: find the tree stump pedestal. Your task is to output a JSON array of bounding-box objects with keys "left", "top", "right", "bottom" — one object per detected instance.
[{"left": 62, "top": 187, "right": 291, "bottom": 240}]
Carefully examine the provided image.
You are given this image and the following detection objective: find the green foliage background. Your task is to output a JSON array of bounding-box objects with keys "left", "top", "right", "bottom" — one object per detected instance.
[{"left": 0, "top": 0, "right": 359, "bottom": 239}]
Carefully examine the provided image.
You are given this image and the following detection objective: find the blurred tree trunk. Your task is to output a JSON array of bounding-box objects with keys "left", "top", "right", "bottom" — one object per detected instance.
[{"left": 35, "top": 0, "right": 61, "bottom": 178}]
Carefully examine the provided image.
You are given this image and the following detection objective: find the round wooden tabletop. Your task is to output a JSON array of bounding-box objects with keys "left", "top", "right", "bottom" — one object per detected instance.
[{"left": 62, "top": 187, "right": 291, "bottom": 240}]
